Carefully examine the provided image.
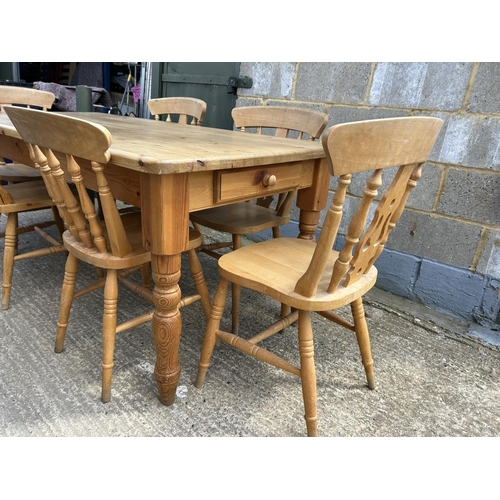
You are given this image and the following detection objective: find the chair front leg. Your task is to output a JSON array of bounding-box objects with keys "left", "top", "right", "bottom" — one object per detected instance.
[
  {"left": 231, "top": 234, "right": 242, "bottom": 336},
  {"left": 101, "top": 268, "right": 118, "bottom": 403},
  {"left": 187, "top": 248, "right": 211, "bottom": 321},
  {"left": 195, "top": 277, "right": 229, "bottom": 388},
  {"left": 298, "top": 309, "right": 318, "bottom": 437},
  {"left": 55, "top": 253, "right": 79, "bottom": 353},
  {"left": 1, "top": 213, "right": 18, "bottom": 310}
]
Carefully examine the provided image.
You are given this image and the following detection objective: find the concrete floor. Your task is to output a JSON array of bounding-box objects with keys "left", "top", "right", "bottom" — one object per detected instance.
[{"left": 1, "top": 209, "right": 500, "bottom": 438}]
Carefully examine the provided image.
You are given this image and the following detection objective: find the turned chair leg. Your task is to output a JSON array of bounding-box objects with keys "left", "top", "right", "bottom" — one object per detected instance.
[
  {"left": 55, "top": 254, "right": 79, "bottom": 353},
  {"left": 298, "top": 309, "right": 318, "bottom": 437},
  {"left": 231, "top": 234, "right": 242, "bottom": 336},
  {"left": 51, "top": 206, "right": 65, "bottom": 241},
  {"left": 280, "top": 303, "right": 291, "bottom": 332},
  {"left": 1, "top": 213, "right": 17, "bottom": 310},
  {"left": 101, "top": 269, "right": 118, "bottom": 403},
  {"left": 187, "top": 248, "right": 212, "bottom": 321},
  {"left": 351, "top": 297, "right": 375, "bottom": 390},
  {"left": 12, "top": 213, "right": 19, "bottom": 255},
  {"left": 140, "top": 262, "right": 151, "bottom": 288},
  {"left": 195, "top": 278, "right": 229, "bottom": 388}
]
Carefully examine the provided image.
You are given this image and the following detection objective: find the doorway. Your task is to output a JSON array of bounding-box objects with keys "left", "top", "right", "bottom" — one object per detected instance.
[{"left": 150, "top": 62, "right": 242, "bottom": 130}]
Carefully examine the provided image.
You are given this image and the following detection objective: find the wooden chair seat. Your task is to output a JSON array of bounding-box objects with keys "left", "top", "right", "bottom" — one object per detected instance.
[
  {"left": 6, "top": 105, "right": 211, "bottom": 403},
  {"left": 0, "top": 179, "right": 55, "bottom": 212},
  {"left": 195, "top": 116, "right": 444, "bottom": 436},
  {"left": 0, "top": 163, "right": 42, "bottom": 182},
  {"left": 64, "top": 215, "right": 201, "bottom": 269},
  {"left": 216, "top": 238, "right": 378, "bottom": 311},
  {"left": 191, "top": 201, "right": 290, "bottom": 234},
  {"left": 191, "top": 105, "right": 329, "bottom": 336},
  {"left": 0, "top": 179, "right": 65, "bottom": 310},
  {"left": 62, "top": 211, "right": 149, "bottom": 268}
]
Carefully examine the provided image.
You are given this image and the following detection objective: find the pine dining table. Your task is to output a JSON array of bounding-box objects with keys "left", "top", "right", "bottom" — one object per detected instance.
[{"left": 0, "top": 111, "right": 330, "bottom": 406}]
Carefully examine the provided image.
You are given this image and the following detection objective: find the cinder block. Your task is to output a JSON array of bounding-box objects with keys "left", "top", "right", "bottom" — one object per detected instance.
[
  {"left": 295, "top": 62, "right": 372, "bottom": 104},
  {"left": 235, "top": 98, "right": 263, "bottom": 108},
  {"left": 468, "top": 63, "right": 500, "bottom": 113},
  {"left": 265, "top": 100, "right": 327, "bottom": 138},
  {"left": 323, "top": 197, "right": 480, "bottom": 270},
  {"left": 348, "top": 163, "right": 442, "bottom": 212},
  {"left": 436, "top": 113, "right": 500, "bottom": 169},
  {"left": 374, "top": 249, "right": 420, "bottom": 299},
  {"left": 238, "top": 62, "right": 295, "bottom": 99},
  {"left": 327, "top": 105, "right": 408, "bottom": 127},
  {"left": 437, "top": 168, "right": 500, "bottom": 225},
  {"left": 266, "top": 100, "right": 326, "bottom": 113},
  {"left": 386, "top": 211, "right": 482, "bottom": 269},
  {"left": 474, "top": 277, "right": 500, "bottom": 324},
  {"left": 413, "top": 260, "right": 486, "bottom": 320},
  {"left": 369, "top": 62, "right": 472, "bottom": 111},
  {"left": 476, "top": 231, "right": 500, "bottom": 278}
]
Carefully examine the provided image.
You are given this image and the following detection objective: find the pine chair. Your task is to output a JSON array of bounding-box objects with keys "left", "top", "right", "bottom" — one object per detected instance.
[
  {"left": 0, "top": 87, "right": 66, "bottom": 310},
  {"left": 190, "top": 105, "right": 329, "bottom": 335},
  {"left": 147, "top": 96, "right": 207, "bottom": 125},
  {"left": 195, "top": 116, "right": 443, "bottom": 436},
  {"left": 6, "top": 105, "right": 211, "bottom": 403}
]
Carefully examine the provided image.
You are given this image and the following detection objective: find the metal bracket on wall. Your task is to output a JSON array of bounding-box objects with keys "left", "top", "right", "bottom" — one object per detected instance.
[
  {"left": 161, "top": 73, "right": 253, "bottom": 94},
  {"left": 226, "top": 76, "right": 253, "bottom": 94}
]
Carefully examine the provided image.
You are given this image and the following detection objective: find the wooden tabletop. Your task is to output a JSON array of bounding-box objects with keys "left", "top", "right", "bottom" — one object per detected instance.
[{"left": 0, "top": 112, "right": 326, "bottom": 175}]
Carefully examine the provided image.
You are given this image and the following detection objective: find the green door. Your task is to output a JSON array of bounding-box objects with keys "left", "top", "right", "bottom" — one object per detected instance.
[
  {"left": 150, "top": 62, "right": 247, "bottom": 130},
  {"left": 0, "top": 63, "right": 14, "bottom": 81}
]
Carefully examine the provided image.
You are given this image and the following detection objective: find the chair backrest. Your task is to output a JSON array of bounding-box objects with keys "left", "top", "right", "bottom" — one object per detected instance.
[
  {"left": 294, "top": 116, "right": 443, "bottom": 298},
  {"left": 0, "top": 86, "right": 55, "bottom": 113},
  {"left": 147, "top": 97, "right": 207, "bottom": 125},
  {"left": 232, "top": 105, "right": 329, "bottom": 213},
  {"left": 5, "top": 105, "right": 135, "bottom": 259},
  {"left": 232, "top": 105, "right": 328, "bottom": 140}
]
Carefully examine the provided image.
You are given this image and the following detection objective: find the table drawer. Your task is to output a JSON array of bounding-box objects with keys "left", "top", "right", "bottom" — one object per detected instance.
[{"left": 213, "top": 162, "right": 304, "bottom": 204}]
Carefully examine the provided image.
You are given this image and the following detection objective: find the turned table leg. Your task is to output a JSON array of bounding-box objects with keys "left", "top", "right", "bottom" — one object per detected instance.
[
  {"left": 151, "top": 253, "right": 183, "bottom": 406},
  {"left": 296, "top": 157, "right": 330, "bottom": 240},
  {"left": 141, "top": 172, "right": 190, "bottom": 406}
]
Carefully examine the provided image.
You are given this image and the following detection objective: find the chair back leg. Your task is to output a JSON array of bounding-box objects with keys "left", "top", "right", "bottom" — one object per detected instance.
[{"left": 351, "top": 298, "right": 375, "bottom": 389}]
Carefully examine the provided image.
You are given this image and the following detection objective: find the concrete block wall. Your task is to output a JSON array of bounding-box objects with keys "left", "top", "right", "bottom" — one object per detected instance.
[{"left": 236, "top": 62, "right": 500, "bottom": 328}]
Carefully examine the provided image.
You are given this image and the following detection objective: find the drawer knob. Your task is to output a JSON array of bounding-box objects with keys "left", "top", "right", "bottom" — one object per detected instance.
[{"left": 263, "top": 174, "right": 277, "bottom": 187}]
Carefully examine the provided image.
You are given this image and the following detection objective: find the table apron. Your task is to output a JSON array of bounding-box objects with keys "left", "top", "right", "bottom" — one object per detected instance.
[
  {"left": 0, "top": 134, "right": 328, "bottom": 253},
  {"left": 0, "top": 134, "right": 33, "bottom": 166},
  {"left": 79, "top": 159, "right": 318, "bottom": 211}
]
